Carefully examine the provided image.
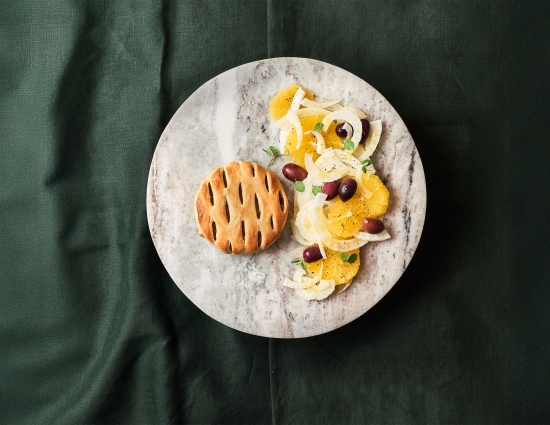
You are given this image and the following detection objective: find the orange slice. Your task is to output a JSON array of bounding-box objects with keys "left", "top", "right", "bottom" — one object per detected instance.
[
  {"left": 324, "top": 123, "right": 344, "bottom": 150},
  {"left": 327, "top": 174, "right": 389, "bottom": 238},
  {"left": 359, "top": 174, "right": 390, "bottom": 218},
  {"left": 327, "top": 196, "right": 364, "bottom": 238},
  {"left": 269, "top": 84, "right": 314, "bottom": 121},
  {"left": 286, "top": 114, "right": 324, "bottom": 168},
  {"left": 305, "top": 247, "right": 360, "bottom": 285}
]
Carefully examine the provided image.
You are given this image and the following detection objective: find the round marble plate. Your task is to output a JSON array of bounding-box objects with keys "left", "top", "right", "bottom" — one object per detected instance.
[{"left": 147, "top": 57, "right": 426, "bottom": 338}]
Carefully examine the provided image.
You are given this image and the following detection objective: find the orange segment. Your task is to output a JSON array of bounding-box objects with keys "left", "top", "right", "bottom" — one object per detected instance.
[
  {"left": 359, "top": 174, "right": 390, "bottom": 217},
  {"left": 327, "top": 198, "right": 363, "bottom": 238},
  {"left": 324, "top": 123, "right": 344, "bottom": 150},
  {"left": 327, "top": 174, "right": 389, "bottom": 238},
  {"left": 269, "top": 84, "right": 314, "bottom": 121},
  {"left": 305, "top": 247, "right": 360, "bottom": 285},
  {"left": 286, "top": 114, "right": 324, "bottom": 168}
]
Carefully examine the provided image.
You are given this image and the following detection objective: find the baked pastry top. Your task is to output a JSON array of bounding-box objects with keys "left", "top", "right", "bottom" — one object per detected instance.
[{"left": 194, "top": 161, "right": 289, "bottom": 254}]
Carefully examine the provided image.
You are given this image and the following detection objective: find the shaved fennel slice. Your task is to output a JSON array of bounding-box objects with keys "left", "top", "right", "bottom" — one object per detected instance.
[
  {"left": 300, "top": 98, "right": 341, "bottom": 109},
  {"left": 312, "top": 193, "right": 328, "bottom": 259},
  {"left": 286, "top": 109, "right": 303, "bottom": 149},
  {"left": 314, "top": 279, "right": 332, "bottom": 292},
  {"left": 298, "top": 194, "right": 327, "bottom": 259},
  {"left": 305, "top": 130, "right": 325, "bottom": 154},
  {"left": 355, "top": 167, "right": 373, "bottom": 199},
  {"left": 353, "top": 229, "right": 391, "bottom": 241},
  {"left": 314, "top": 148, "right": 340, "bottom": 167},
  {"left": 284, "top": 277, "right": 314, "bottom": 290},
  {"left": 305, "top": 154, "right": 348, "bottom": 183},
  {"left": 277, "top": 108, "right": 330, "bottom": 142},
  {"left": 314, "top": 98, "right": 343, "bottom": 112},
  {"left": 286, "top": 245, "right": 307, "bottom": 261},
  {"left": 326, "top": 104, "right": 343, "bottom": 112},
  {"left": 337, "top": 279, "right": 353, "bottom": 293},
  {"left": 321, "top": 110, "right": 362, "bottom": 149},
  {"left": 295, "top": 279, "right": 335, "bottom": 300},
  {"left": 313, "top": 192, "right": 328, "bottom": 208},
  {"left": 316, "top": 234, "right": 327, "bottom": 259},
  {"left": 296, "top": 177, "right": 315, "bottom": 209},
  {"left": 293, "top": 267, "right": 307, "bottom": 282},
  {"left": 290, "top": 220, "right": 314, "bottom": 246},
  {"left": 274, "top": 115, "right": 290, "bottom": 129},
  {"left": 295, "top": 108, "right": 331, "bottom": 118},
  {"left": 291, "top": 87, "right": 306, "bottom": 111},
  {"left": 284, "top": 263, "right": 323, "bottom": 289},
  {"left": 333, "top": 149, "right": 362, "bottom": 169},
  {"left": 363, "top": 120, "right": 382, "bottom": 158},
  {"left": 314, "top": 149, "right": 348, "bottom": 174},
  {"left": 279, "top": 124, "right": 291, "bottom": 154},
  {"left": 294, "top": 200, "right": 318, "bottom": 243},
  {"left": 353, "top": 144, "right": 366, "bottom": 159},
  {"left": 342, "top": 106, "right": 367, "bottom": 119}
]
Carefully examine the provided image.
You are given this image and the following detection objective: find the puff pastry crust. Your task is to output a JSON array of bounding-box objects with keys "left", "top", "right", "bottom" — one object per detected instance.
[{"left": 194, "top": 161, "right": 288, "bottom": 254}]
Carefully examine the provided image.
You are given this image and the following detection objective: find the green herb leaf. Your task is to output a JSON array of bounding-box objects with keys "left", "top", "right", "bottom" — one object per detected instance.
[
  {"left": 343, "top": 139, "right": 354, "bottom": 151},
  {"left": 340, "top": 252, "right": 357, "bottom": 263},
  {"left": 313, "top": 122, "right": 324, "bottom": 132},
  {"left": 361, "top": 159, "right": 372, "bottom": 174},
  {"left": 291, "top": 258, "right": 307, "bottom": 271},
  {"left": 340, "top": 253, "right": 350, "bottom": 262},
  {"left": 294, "top": 181, "right": 305, "bottom": 192},
  {"left": 312, "top": 185, "right": 322, "bottom": 195},
  {"left": 262, "top": 145, "right": 281, "bottom": 165}
]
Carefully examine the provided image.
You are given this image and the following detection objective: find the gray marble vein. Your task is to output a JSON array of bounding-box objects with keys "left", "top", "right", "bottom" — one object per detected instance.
[{"left": 146, "top": 58, "right": 427, "bottom": 338}]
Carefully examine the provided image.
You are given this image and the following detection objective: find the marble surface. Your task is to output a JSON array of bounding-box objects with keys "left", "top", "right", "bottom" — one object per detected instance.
[{"left": 146, "top": 58, "right": 426, "bottom": 338}]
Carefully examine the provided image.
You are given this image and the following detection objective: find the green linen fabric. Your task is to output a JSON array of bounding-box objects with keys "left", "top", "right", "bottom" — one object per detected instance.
[{"left": 1, "top": 0, "right": 549, "bottom": 423}]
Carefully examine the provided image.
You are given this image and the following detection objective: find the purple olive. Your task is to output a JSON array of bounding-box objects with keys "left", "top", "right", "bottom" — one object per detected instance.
[
  {"left": 282, "top": 163, "right": 308, "bottom": 182},
  {"left": 322, "top": 181, "right": 340, "bottom": 200},
  {"left": 335, "top": 123, "right": 348, "bottom": 138},
  {"left": 338, "top": 177, "right": 357, "bottom": 202},
  {"left": 363, "top": 217, "right": 385, "bottom": 234},
  {"left": 336, "top": 122, "right": 353, "bottom": 139},
  {"left": 360, "top": 118, "right": 370, "bottom": 143},
  {"left": 303, "top": 246, "right": 323, "bottom": 263}
]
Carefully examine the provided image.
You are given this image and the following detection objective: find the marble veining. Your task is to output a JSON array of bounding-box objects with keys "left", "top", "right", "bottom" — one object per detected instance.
[{"left": 146, "top": 58, "right": 427, "bottom": 338}]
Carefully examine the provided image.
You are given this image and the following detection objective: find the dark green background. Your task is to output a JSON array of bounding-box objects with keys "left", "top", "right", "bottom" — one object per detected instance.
[{"left": 1, "top": 0, "right": 549, "bottom": 423}]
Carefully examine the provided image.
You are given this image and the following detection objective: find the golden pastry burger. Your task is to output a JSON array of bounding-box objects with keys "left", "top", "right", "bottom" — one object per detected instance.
[{"left": 194, "top": 161, "right": 288, "bottom": 254}]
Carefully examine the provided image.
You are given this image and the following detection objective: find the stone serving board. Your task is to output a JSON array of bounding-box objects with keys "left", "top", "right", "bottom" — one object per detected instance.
[{"left": 146, "top": 58, "right": 426, "bottom": 338}]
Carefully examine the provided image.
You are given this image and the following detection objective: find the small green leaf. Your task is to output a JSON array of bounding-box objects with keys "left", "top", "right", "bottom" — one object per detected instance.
[
  {"left": 313, "top": 122, "right": 324, "bottom": 132},
  {"left": 294, "top": 181, "right": 305, "bottom": 192},
  {"left": 343, "top": 139, "right": 354, "bottom": 151},
  {"left": 340, "top": 252, "right": 357, "bottom": 263},
  {"left": 312, "top": 185, "right": 322, "bottom": 195},
  {"left": 263, "top": 146, "right": 281, "bottom": 165},
  {"left": 340, "top": 253, "right": 351, "bottom": 262},
  {"left": 361, "top": 159, "right": 372, "bottom": 173},
  {"left": 291, "top": 258, "right": 307, "bottom": 271}
]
